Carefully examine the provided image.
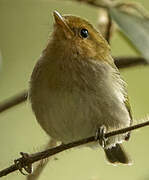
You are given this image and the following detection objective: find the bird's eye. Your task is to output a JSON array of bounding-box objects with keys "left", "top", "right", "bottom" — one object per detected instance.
[{"left": 80, "top": 29, "right": 88, "bottom": 38}]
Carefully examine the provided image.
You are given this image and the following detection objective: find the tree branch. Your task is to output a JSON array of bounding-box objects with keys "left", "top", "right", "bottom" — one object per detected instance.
[
  {"left": 105, "top": 12, "right": 112, "bottom": 43},
  {"left": 75, "top": 0, "right": 108, "bottom": 9},
  {"left": 0, "top": 90, "right": 28, "bottom": 113},
  {"left": 114, "top": 56, "right": 148, "bottom": 69},
  {"left": 27, "top": 139, "right": 57, "bottom": 180},
  {"left": 0, "top": 119, "right": 149, "bottom": 178}
]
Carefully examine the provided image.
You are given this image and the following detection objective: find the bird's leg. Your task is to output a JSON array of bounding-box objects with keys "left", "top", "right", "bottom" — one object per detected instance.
[
  {"left": 95, "top": 125, "right": 107, "bottom": 148},
  {"left": 125, "top": 132, "right": 130, "bottom": 141}
]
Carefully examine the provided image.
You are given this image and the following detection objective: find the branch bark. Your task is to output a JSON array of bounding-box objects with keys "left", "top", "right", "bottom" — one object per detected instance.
[{"left": 0, "top": 119, "right": 149, "bottom": 178}]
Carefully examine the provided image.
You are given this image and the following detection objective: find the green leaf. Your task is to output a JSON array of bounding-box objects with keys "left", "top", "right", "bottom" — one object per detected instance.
[{"left": 109, "top": 7, "right": 149, "bottom": 62}]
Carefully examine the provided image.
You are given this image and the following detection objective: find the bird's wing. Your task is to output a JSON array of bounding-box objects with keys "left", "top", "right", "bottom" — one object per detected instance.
[{"left": 124, "top": 94, "right": 133, "bottom": 125}]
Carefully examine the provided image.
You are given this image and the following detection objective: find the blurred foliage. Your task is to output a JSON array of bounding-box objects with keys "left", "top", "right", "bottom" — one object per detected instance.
[
  {"left": 0, "top": 0, "right": 149, "bottom": 180},
  {"left": 109, "top": 3, "right": 149, "bottom": 62}
]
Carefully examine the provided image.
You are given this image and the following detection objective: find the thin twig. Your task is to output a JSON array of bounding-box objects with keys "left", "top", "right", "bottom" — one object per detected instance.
[
  {"left": 0, "top": 119, "right": 149, "bottom": 178},
  {"left": 75, "top": 0, "right": 108, "bottom": 9},
  {"left": 0, "top": 90, "right": 28, "bottom": 113},
  {"left": 114, "top": 56, "right": 148, "bottom": 68},
  {"left": 97, "top": 9, "right": 114, "bottom": 42},
  {"left": 27, "top": 139, "right": 57, "bottom": 180},
  {"left": 105, "top": 12, "right": 112, "bottom": 43}
]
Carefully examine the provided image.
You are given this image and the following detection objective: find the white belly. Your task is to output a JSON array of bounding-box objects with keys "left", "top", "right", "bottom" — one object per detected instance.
[{"left": 35, "top": 90, "right": 102, "bottom": 143}]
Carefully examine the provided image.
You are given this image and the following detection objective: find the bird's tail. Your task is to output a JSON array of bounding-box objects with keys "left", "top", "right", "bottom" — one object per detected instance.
[{"left": 104, "top": 144, "right": 131, "bottom": 164}]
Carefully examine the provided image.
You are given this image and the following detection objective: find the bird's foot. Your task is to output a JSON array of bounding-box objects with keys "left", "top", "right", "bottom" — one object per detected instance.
[
  {"left": 125, "top": 132, "right": 130, "bottom": 141},
  {"left": 95, "top": 125, "right": 107, "bottom": 149},
  {"left": 14, "top": 152, "right": 33, "bottom": 176}
]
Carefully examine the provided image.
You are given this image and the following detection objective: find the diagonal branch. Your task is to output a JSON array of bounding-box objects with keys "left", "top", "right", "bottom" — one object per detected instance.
[
  {"left": 0, "top": 90, "right": 28, "bottom": 113},
  {"left": 27, "top": 139, "right": 57, "bottom": 180},
  {"left": 0, "top": 119, "right": 149, "bottom": 178}
]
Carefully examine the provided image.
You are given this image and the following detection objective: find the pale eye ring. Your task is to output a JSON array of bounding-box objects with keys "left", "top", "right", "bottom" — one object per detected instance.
[{"left": 80, "top": 28, "right": 88, "bottom": 38}]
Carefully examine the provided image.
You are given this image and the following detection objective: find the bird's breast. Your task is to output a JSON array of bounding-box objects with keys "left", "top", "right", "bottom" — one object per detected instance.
[{"left": 30, "top": 56, "right": 131, "bottom": 145}]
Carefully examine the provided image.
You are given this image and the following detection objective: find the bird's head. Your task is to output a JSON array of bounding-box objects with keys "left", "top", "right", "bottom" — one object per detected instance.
[{"left": 47, "top": 11, "right": 112, "bottom": 64}]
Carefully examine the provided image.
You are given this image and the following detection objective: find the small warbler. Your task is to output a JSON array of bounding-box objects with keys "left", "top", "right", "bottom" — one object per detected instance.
[{"left": 29, "top": 11, "right": 132, "bottom": 164}]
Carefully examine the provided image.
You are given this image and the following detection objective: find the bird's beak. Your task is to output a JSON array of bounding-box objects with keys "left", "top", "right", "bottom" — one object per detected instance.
[{"left": 53, "top": 11, "right": 73, "bottom": 38}]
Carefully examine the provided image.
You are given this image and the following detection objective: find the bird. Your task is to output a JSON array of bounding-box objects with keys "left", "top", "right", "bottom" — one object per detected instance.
[{"left": 29, "top": 11, "right": 132, "bottom": 164}]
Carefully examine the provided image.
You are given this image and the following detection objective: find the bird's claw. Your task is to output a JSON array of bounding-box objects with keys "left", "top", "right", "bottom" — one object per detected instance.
[
  {"left": 125, "top": 132, "right": 130, "bottom": 141},
  {"left": 95, "top": 125, "right": 107, "bottom": 148},
  {"left": 14, "top": 152, "right": 33, "bottom": 176}
]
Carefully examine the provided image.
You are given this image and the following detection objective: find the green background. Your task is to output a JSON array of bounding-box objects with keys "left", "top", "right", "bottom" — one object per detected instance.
[{"left": 0, "top": 0, "right": 149, "bottom": 179}]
